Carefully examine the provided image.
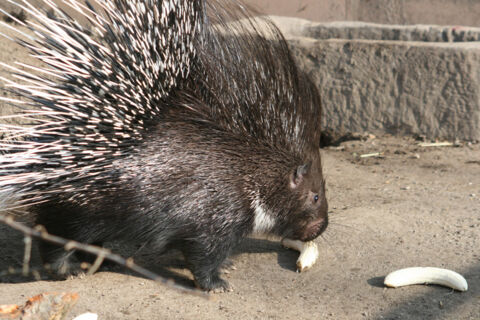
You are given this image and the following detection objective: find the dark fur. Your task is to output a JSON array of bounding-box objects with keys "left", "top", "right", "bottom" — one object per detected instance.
[{"left": 35, "top": 108, "right": 327, "bottom": 291}]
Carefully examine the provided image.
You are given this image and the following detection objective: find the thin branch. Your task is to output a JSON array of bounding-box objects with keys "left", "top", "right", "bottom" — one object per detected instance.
[
  {"left": 0, "top": 214, "right": 210, "bottom": 299},
  {"left": 22, "top": 235, "right": 32, "bottom": 276}
]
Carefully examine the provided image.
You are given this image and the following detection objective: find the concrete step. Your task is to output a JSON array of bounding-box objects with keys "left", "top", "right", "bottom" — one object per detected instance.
[
  {"left": 272, "top": 18, "right": 480, "bottom": 141},
  {"left": 243, "top": 0, "right": 480, "bottom": 28}
]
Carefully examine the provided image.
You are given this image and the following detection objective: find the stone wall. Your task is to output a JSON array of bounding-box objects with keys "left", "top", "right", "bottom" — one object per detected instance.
[
  {"left": 272, "top": 18, "right": 480, "bottom": 141},
  {"left": 243, "top": 0, "right": 480, "bottom": 28}
]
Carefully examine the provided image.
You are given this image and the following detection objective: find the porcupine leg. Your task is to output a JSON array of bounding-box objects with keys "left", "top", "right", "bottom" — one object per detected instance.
[
  {"left": 181, "top": 239, "right": 236, "bottom": 292},
  {"left": 35, "top": 203, "right": 106, "bottom": 276},
  {"left": 38, "top": 242, "right": 78, "bottom": 276},
  {"left": 39, "top": 235, "right": 108, "bottom": 277},
  {"left": 219, "top": 259, "right": 237, "bottom": 274}
]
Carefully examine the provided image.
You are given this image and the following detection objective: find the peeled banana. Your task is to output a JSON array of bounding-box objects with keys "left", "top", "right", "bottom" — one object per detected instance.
[
  {"left": 384, "top": 267, "right": 468, "bottom": 291},
  {"left": 281, "top": 239, "right": 319, "bottom": 272}
]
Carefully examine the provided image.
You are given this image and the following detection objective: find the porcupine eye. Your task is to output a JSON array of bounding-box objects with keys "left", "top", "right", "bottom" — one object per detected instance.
[{"left": 313, "top": 195, "right": 319, "bottom": 203}]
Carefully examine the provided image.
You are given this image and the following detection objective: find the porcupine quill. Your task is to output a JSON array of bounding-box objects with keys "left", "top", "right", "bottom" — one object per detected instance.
[{"left": 0, "top": 0, "right": 327, "bottom": 292}]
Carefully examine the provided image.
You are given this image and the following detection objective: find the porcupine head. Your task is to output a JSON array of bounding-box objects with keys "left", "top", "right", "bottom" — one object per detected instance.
[{"left": 251, "top": 149, "right": 328, "bottom": 242}]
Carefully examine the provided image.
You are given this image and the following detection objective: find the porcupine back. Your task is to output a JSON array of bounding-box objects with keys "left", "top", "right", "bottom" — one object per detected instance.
[
  {"left": 0, "top": 0, "right": 203, "bottom": 209},
  {"left": 181, "top": 0, "right": 323, "bottom": 157}
]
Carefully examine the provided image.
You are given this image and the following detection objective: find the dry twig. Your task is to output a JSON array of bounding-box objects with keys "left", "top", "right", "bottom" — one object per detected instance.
[{"left": 0, "top": 214, "right": 210, "bottom": 299}]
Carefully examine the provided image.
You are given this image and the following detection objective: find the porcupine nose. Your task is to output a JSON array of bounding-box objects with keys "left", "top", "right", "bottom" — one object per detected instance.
[
  {"left": 302, "top": 197, "right": 328, "bottom": 241},
  {"left": 301, "top": 215, "right": 328, "bottom": 242}
]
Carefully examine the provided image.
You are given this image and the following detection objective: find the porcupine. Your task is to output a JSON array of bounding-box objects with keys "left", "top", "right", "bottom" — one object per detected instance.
[{"left": 0, "top": 0, "right": 328, "bottom": 292}]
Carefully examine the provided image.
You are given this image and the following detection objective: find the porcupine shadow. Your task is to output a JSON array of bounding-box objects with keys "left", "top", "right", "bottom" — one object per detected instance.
[
  {"left": 110, "top": 237, "right": 301, "bottom": 285},
  {"left": 0, "top": 227, "right": 296, "bottom": 286},
  {"left": 130, "top": 237, "right": 300, "bottom": 287}
]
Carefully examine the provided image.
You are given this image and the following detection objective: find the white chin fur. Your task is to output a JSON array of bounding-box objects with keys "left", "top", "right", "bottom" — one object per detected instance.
[{"left": 251, "top": 198, "right": 275, "bottom": 234}]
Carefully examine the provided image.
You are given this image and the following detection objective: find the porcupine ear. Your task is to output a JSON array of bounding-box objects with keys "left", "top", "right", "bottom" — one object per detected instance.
[{"left": 289, "top": 162, "right": 311, "bottom": 189}]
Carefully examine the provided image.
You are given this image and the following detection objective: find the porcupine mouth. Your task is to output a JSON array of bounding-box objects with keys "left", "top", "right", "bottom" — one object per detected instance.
[{"left": 300, "top": 217, "right": 328, "bottom": 242}]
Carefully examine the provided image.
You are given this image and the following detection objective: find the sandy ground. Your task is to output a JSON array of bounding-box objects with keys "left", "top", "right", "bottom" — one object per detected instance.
[{"left": 0, "top": 135, "right": 479, "bottom": 320}]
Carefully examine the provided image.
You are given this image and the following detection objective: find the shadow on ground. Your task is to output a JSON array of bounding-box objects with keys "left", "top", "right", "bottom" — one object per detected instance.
[
  {"left": 371, "top": 264, "right": 479, "bottom": 319},
  {"left": 0, "top": 223, "right": 299, "bottom": 288}
]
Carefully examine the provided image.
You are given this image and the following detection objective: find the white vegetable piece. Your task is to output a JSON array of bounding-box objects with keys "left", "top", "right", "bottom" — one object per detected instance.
[
  {"left": 384, "top": 267, "right": 468, "bottom": 291},
  {"left": 281, "top": 238, "right": 319, "bottom": 272},
  {"left": 72, "top": 313, "right": 98, "bottom": 320}
]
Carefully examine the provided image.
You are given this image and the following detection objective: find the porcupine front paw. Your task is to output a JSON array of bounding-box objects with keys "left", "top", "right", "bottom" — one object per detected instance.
[
  {"left": 220, "top": 259, "right": 237, "bottom": 274},
  {"left": 181, "top": 238, "right": 237, "bottom": 292},
  {"left": 187, "top": 254, "right": 234, "bottom": 292},
  {"left": 194, "top": 273, "right": 233, "bottom": 293}
]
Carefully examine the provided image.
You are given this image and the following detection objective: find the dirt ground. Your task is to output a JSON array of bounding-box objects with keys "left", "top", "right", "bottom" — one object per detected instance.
[{"left": 0, "top": 135, "right": 479, "bottom": 320}]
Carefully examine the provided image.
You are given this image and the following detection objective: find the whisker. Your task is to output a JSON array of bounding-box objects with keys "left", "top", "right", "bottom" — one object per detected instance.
[
  {"left": 328, "top": 221, "right": 358, "bottom": 231},
  {"left": 317, "top": 234, "right": 347, "bottom": 274}
]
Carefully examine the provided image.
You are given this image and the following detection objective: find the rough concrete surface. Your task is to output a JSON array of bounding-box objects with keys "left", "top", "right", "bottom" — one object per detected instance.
[
  {"left": 243, "top": 0, "right": 480, "bottom": 28},
  {"left": 4, "top": 0, "right": 480, "bottom": 27},
  {"left": 289, "top": 21, "right": 480, "bottom": 42},
  {"left": 271, "top": 18, "right": 480, "bottom": 141}
]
